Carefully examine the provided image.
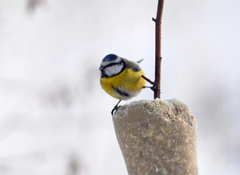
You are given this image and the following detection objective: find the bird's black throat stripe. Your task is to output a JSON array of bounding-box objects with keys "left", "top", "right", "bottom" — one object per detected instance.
[{"left": 114, "top": 87, "right": 129, "bottom": 97}]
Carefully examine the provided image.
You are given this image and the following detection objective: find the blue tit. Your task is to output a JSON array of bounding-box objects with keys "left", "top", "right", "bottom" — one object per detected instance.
[{"left": 99, "top": 54, "right": 146, "bottom": 115}]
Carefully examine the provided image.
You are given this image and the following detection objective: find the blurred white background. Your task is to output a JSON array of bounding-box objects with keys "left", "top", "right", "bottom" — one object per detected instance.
[{"left": 0, "top": 0, "right": 240, "bottom": 174}]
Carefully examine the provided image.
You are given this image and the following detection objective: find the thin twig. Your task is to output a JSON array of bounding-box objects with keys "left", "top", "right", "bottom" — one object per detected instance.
[{"left": 142, "top": 75, "right": 154, "bottom": 85}]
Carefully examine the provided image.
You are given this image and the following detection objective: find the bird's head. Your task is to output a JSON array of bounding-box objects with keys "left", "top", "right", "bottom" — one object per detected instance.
[{"left": 99, "top": 54, "right": 126, "bottom": 78}]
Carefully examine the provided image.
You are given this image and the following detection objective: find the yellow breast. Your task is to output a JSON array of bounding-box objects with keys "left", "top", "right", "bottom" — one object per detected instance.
[{"left": 100, "top": 68, "right": 146, "bottom": 100}]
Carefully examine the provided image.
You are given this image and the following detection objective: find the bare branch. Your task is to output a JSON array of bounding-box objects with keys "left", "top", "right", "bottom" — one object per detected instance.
[{"left": 153, "top": 0, "right": 164, "bottom": 99}]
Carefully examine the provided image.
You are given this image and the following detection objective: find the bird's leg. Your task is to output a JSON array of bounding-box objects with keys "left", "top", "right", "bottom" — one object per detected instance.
[{"left": 111, "top": 100, "right": 122, "bottom": 116}]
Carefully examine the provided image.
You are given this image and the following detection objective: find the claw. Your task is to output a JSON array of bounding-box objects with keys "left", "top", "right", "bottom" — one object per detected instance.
[
  {"left": 143, "top": 86, "right": 160, "bottom": 92},
  {"left": 150, "top": 86, "right": 160, "bottom": 91},
  {"left": 111, "top": 100, "right": 122, "bottom": 116}
]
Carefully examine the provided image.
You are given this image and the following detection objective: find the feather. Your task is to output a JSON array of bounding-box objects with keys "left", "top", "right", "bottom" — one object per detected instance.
[{"left": 136, "top": 59, "right": 144, "bottom": 64}]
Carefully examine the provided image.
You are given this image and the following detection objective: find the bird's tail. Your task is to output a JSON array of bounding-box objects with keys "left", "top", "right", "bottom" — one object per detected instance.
[{"left": 136, "top": 59, "right": 144, "bottom": 64}]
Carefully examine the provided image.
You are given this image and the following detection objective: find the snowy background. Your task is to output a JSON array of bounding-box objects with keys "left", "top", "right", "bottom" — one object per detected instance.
[{"left": 0, "top": 0, "right": 240, "bottom": 174}]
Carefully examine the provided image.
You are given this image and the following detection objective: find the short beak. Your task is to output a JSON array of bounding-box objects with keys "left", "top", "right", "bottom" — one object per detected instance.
[{"left": 99, "top": 66, "right": 103, "bottom": 70}]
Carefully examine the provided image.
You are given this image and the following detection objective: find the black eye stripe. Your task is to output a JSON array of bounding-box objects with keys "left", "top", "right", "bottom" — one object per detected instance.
[{"left": 105, "top": 62, "right": 120, "bottom": 68}]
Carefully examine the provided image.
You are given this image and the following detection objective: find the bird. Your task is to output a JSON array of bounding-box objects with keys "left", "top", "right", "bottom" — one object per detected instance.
[{"left": 99, "top": 54, "right": 146, "bottom": 115}]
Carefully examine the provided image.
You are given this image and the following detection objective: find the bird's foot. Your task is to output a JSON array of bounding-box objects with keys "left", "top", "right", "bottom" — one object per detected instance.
[
  {"left": 111, "top": 105, "right": 121, "bottom": 116},
  {"left": 143, "top": 86, "right": 160, "bottom": 92},
  {"left": 111, "top": 100, "right": 122, "bottom": 116}
]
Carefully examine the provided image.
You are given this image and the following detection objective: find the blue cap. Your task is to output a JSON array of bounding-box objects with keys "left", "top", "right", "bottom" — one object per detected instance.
[{"left": 103, "top": 54, "right": 118, "bottom": 62}]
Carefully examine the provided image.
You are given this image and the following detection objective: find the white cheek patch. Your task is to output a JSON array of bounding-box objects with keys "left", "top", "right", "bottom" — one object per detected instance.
[{"left": 104, "top": 63, "right": 123, "bottom": 77}]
